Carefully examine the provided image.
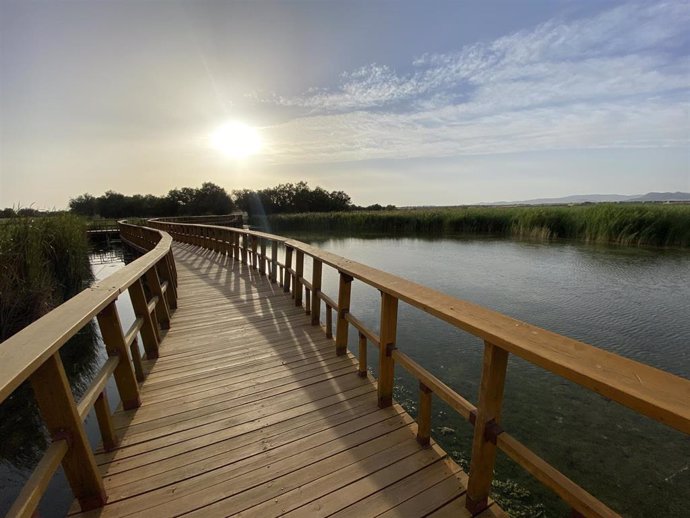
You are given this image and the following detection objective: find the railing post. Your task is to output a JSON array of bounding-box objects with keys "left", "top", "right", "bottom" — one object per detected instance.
[
  {"left": 127, "top": 279, "right": 160, "bottom": 359},
  {"left": 234, "top": 231, "right": 240, "bottom": 261},
  {"left": 158, "top": 257, "right": 178, "bottom": 310},
  {"left": 251, "top": 235, "right": 258, "bottom": 270},
  {"left": 283, "top": 246, "right": 293, "bottom": 293},
  {"left": 270, "top": 240, "right": 278, "bottom": 283},
  {"left": 417, "top": 382, "right": 432, "bottom": 446},
  {"left": 94, "top": 389, "right": 118, "bottom": 451},
  {"left": 241, "top": 233, "right": 248, "bottom": 264},
  {"left": 311, "top": 259, "right": 322, "bottom": 325},
  {"left": 260, "top": 238, "right": 267, "bottom": 275},
  {"left": 335, "top": 273, "right": 352, "bottom": 356},
  {"left": 96, "top": 301, "right": 141, "bottom": 409},
  {"left": 295, "top": 250, "right": 304, "bottom": 307},
  {"left": 466, "top": 340, "right": 509, "bottom": 514},
  {"left": 145, "top": 266, "right": 171, "bottom": 330},
  {"left": 29, "top": 353, "right": 106, "bottom": 511},
  {"left": 358, "top": 332, "right": 367, "bottom": 377},
  {"left": 378, "top": 292, "right": 398, "bottom": 408}
]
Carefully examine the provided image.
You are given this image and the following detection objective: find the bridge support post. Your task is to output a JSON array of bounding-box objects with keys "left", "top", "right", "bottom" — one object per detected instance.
[
  {"left": 283, "top": 246, "right": 293, "bottom": 293},
  {"left": 295, "top": 251, "right": 304, "bottom": 307},
  {"left": 128, "top": 279, "right": 160, "bottom": 359},
  {"left": 30, "top": 353, "right": 106, "bottom": 511},
  {"left": 260, "top": 239, "right": 267, "bottom": 275},
  {"left": 96, "top": 301, "right": 142, "bottom": 410},
  {"left": 466, "top": 341, "right": 509, "bottom": 514},
  {"left": 335, "top": 273, "right": 352, "bottom": 356},
  {"left": 145, "top": 266, "right": 171, "bottom": 330},
  {"left": 378, "top": 292, "right": 398, "bottom": 408},
  {"left": 270, "top": 241, "right": 279, "bottom": 283},
  {"left": 311, "top": 259, "right": 322, "bottom": 325}
]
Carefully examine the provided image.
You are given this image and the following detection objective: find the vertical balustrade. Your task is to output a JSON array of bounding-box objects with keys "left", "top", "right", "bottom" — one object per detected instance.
[
  {"left": 378, "top": 292, "right": 398, "bottom": 408},
  {"left": 325, "top": 305, "right": 333, "bottom": 339},
  {"left": 145, "top": 266, "right": 170, "bottom": 330},
  {"left": 94, "top": 389, "right": 117, "bottom": 451},
  {"left": 96, "top": 301, "right": 142, "bottom": 409},
  {"left": 284, "top": 246, "right": 293, "bottom": 293},
  {"left": 270, "top": 241, "right": 278, "bottom": 283},
  {"left": 127, "top": 279, "right": 160, "bottom": 358},
  {"left": 29, "top": 353, "right": 106, "bottom": 511},
  {"left": 295, "top": 250, "right": 304, "bottom": 307},
  {"left": 260, "top": 239, "right": 267, "bottom": 275},
  {"left": 251, "top": 235, "right": 258, "bottom": 270},
  {"left": 158, "top": 256, "right": 178, "bottom": 310},
  {"left": 241, "top": 233, "right": 248, "bottom": 264},
  {"left": 358, "top": 332, "right": 367, "bottom": 377},
  {"left": 466, "top": 341, "right": 509, "bottom": 514},
  {"left": 417, "top": 382, "right": 432, "bottom": 446},
  {"left": 335, "top": 273, "right": 352, "bottom": 356},
  {"left": 311, "top": 259, "right": 322, "bottom": 325}
]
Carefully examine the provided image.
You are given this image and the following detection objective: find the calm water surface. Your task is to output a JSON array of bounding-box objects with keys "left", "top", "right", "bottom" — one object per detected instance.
[
  {"left": 1, "top": 235, "right": 687, "bottom": 517},
  {"left": 288, "top": 233, "right": 689, "bottom": 517}
]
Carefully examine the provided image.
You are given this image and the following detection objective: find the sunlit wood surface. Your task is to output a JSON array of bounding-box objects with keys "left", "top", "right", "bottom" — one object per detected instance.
[{"left": 69, "top": 242, "right": 504, "bottom": 518}]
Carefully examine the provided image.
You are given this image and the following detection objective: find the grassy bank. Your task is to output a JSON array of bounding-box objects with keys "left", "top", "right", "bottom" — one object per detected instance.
[
  {"left": 257, "top": 204, "right": 690, "bottom": 247},
  {"left": 0, "top": 214, "right": 93, "bottom": 341}
]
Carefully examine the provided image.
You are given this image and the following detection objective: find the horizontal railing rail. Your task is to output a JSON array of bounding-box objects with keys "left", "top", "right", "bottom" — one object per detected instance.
[
  {"left": 0, "top": 222, "right": 177, "bottom": 517},
  {"left": 148, "top": 218, "right": 690, "bottom": 518}
]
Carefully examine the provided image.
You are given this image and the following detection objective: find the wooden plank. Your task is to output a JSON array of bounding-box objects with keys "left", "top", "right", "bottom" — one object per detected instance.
[{"left": 335, "top": 272, "right": 352, "bottom": 356}]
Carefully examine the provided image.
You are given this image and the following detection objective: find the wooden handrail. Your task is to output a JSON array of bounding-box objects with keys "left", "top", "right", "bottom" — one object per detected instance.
[
  {"left": 148, "top": 218, "right": 689, "bottom": 517},
  {"left": 0, "top": 221, "right": 177, "bottom": 514}
]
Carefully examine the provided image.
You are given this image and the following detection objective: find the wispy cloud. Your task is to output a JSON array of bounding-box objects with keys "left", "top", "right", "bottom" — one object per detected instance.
[{"left": 261, "top": 1, "right": 689, "bottom": 164}]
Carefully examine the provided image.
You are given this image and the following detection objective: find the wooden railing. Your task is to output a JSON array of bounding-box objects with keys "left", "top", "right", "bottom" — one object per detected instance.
[
  {"left": 148, "top": 219, "right": 690, "bottom": 518},
  {"left": 0, "top": 223, "right": 177, "bottom": 517}
]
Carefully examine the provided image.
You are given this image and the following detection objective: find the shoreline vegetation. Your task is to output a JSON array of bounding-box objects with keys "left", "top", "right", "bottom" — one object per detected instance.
[{"left": 255, "top": 203, "right": 690, "bottom": 248}]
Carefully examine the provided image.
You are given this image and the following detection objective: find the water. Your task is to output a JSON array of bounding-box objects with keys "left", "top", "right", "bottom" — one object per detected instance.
[
  {"left": 286, "top": 233, "right": 690, "bottom": 517},
  {"left": 1, "top": 235, "right": 688, "bottom": 516}
]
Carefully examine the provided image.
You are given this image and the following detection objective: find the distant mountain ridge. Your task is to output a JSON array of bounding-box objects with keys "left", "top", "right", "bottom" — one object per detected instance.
[{"left": 484, "top": 192, "right": 690, "bottom": 206}]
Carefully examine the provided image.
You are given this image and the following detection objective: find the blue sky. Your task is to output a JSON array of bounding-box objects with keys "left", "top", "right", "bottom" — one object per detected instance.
[{"left": 1, "top": 0, "right": 688, "bottom": 208}]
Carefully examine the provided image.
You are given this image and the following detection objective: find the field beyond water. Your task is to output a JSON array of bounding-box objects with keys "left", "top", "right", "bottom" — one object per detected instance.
[{"left": 258, "top": 203, "right": 690, "bottom": 248}]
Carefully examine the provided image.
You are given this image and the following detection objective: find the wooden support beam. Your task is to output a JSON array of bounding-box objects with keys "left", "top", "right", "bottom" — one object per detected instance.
[
  {"left": 466, "top": 340, "right": 509, "bottom": 514},
  {"left": 283, "top": 246, "right": 293, "bottom": 293},
  {"left": 145, "top": 266, "right": 170, "bottom": 330},
  {"left": 260, "top": 238, "right": 267, "bottom": 275},
  {"left": 325, "top": 304, "right": 333, "bottom": 339},
  {"left": 378, "top": 292, "right": 398, "bottom": 408},
  {"left": 295, "top": 250, "right": 304, "bottom": 307},
  {"left": 94, "top": 389, "right": 118, "bottom": 451},
  {"left": 29, "top": 353, "right": 106, "bottom": 511},
  {"left": 358, "top": 332, "right": 368, "bottom": 378},
  {"left": 310, "top": 259, "right": 322, "bottom": 325},
  {"left": 270, "top": 240, "right": 278, "bottom": 283},
  {"left": 335, "top": 273, "right": 352, "bottom": 356},
  {"left": 127, "top": 279, "right": 160, "bottom": 358},
  {"left": 96, "top": 301, "right": 141, "bottom": 410},
  {"left": 417, "top": 382, "right": 432, "bottom": 446}
]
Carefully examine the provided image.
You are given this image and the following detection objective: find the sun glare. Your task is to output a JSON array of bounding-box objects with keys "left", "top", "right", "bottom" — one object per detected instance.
[{"left": 210, "top": 121, "right": 262, "bottom": 159}]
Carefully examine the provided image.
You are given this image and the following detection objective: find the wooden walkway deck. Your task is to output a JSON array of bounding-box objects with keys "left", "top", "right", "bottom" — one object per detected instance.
[{"left": 71, "top": 242, "right": 504, "bottom": 518}]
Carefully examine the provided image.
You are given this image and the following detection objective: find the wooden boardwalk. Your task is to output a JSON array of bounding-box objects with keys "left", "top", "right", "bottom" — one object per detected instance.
[{"left": 70, "top": 242, "right": 504, "bottom": 518}]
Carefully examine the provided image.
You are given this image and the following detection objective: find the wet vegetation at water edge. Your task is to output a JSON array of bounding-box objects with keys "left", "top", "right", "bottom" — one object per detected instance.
[{"left": 259, "top": 204, "right": 690, "bottom": 247}]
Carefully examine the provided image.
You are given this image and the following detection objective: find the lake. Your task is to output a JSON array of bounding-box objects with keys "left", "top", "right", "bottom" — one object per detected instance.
[{"left": 1, "top": 234, "right": 687, "bottom": 517}]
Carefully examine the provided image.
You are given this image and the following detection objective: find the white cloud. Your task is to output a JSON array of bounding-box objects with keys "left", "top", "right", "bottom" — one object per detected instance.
[{"left": 261, "top": 1, "right": 690, "bottom": 164}]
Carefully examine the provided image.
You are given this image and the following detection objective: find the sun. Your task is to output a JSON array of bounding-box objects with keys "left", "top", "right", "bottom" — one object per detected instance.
[{"left": 209, "top": 121, "right": 262, "bottom": 159}]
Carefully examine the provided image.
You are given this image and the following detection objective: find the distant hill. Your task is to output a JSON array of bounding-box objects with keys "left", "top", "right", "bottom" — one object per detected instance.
[{"left": 484, "top": 192, "right": 690, "bottom": 206}]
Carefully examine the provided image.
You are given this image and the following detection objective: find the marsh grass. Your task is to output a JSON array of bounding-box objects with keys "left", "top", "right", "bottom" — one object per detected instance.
[
  {"left": 259, "top": 204, "right": 690, "bottom": 247},
  {"left": 0, "top": 214, "right": 94, "bottom": 340}
]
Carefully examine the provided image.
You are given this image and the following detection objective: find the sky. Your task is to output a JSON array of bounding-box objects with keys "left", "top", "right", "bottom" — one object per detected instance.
[{"left": 0, "top": 0, "right": 688, "bottom": 209}]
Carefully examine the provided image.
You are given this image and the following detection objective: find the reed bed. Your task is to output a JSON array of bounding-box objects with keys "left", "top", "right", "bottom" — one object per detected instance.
[
  {"left": 259, "top": 204, "right": 690, "bottom": 247},
  {"left": 0, "top": 214, "right": 93, "bottom": 341}
]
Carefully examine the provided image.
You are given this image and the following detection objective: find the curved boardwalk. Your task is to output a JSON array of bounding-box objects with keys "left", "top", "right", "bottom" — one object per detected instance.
[{"left": 70, "top": 242, "right": 505, "bottom": 518}]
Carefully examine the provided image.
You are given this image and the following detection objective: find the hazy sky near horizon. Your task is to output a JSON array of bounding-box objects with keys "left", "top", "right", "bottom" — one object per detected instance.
[{"left": 1, "top": 0, "right": 688, "bottom": 209}]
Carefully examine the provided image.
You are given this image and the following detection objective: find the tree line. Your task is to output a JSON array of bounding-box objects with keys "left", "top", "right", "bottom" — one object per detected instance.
[{"left": 61, "top": 181, "right": 393, "bottom": 218}]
